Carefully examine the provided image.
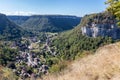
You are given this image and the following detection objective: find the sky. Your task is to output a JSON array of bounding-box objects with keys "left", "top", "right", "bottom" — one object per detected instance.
[{"left": 0, "top": 0, "right": 107, "bottom": 17}]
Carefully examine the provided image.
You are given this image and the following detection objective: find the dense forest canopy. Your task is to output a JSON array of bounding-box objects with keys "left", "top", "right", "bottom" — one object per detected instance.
[{"left": 8, "top": 15, "right": 81, "bottom": 33}]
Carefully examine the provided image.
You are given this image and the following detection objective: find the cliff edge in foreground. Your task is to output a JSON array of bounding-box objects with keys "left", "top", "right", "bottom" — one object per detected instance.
[{"left": 42, "top": 42, "right": 120, "bottom": 80}]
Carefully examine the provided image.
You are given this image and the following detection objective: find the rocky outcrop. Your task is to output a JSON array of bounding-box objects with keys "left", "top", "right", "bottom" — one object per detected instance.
[
  {"left": 81, "top": 12, "right": 120, "bottom": 39},
  {"left": 81, "top": 23, "right": 119, "bottom": 39}
]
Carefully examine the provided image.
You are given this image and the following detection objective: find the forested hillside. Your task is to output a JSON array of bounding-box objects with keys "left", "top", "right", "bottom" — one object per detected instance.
[
  {"left": 52, "top": 12, "right": 119, "bottom": 61},
  {"left": 8, "top": 15, "right": 81, "bottom": 32},
  {"left": 0, "top": 13, "right": 24, "bottom": 40},
  {"left": 7, "top": 16, "right": 29, "bottom": 25}
]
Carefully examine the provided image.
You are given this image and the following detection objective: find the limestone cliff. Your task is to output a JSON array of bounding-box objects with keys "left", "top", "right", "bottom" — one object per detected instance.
[{"left": 81, "top": 12, "right": 120, "bottom": 39}]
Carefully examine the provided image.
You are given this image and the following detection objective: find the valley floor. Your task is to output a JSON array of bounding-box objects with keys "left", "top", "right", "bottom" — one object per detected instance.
[{"left": 41, "top": 42, "right": 120, "bottom": 80}]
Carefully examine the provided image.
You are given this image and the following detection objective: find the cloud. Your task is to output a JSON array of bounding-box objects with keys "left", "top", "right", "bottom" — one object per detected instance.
[{"left": 2, "top": 11, "right": 37, "bottom": 16}]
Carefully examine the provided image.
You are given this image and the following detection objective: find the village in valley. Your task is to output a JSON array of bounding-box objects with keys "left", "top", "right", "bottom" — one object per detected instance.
[{"left": 3, "top": 32, "right": 58, "bottom": 79}]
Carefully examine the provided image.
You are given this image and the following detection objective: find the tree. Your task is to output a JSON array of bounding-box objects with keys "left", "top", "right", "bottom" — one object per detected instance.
[{"left": 106, "top": 0, "right": 120, "bottom": 25}]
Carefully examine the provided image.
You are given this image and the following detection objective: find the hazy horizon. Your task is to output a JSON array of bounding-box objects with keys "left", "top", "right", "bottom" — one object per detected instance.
[{"left": 0, "top": 0, "right": 107, "bottom": 17}]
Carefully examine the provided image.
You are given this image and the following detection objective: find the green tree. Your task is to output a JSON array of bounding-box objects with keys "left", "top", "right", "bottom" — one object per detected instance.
[{"left": 106, "top": 0, "right": 120, "bottom": 25}]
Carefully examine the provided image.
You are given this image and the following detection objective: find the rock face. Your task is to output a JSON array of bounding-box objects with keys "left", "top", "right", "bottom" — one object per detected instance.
[
  {"left": 81, "top": 12, "right": 120, "bottom": 39},
  {"left": 81, "top": 23, "right": 118, "bottom": 39}
]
